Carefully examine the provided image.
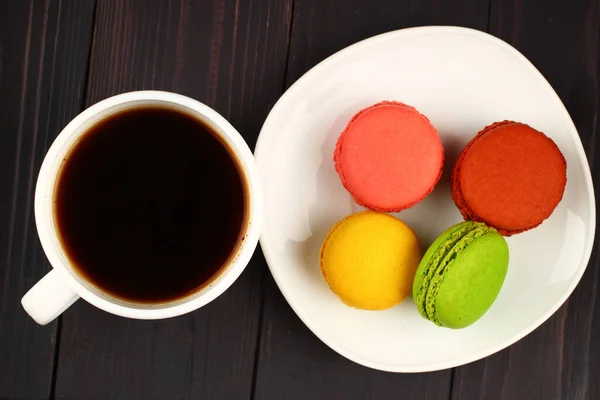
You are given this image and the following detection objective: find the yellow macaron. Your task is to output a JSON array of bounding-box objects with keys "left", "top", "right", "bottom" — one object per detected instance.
[{"left": 320, "top": 211, "right": 422, "bottom": 310}]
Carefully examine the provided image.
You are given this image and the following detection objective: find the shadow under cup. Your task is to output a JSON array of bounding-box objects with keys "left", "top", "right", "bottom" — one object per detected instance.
[{"left": 48, "top": 101, "right": 252, "bottom": 309}]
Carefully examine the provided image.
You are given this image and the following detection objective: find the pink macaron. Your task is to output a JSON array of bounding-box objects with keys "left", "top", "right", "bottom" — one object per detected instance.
[{"left": 334, "top": 101, "right": 444, "bottom": 212}]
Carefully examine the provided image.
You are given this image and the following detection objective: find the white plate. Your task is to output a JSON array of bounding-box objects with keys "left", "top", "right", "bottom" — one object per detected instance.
[{"left": 254, "top": 26, "right": 595, "bottom": 372}]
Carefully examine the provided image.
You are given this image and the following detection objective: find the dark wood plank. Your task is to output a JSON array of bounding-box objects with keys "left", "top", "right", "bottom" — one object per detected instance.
[
  {"left": 408, "top": 0, "right": 490, "bottom": 30},
  {"left": 253, "top": 1, "right": 488, "bottom": 398},
  {"left": 452, "top": 0, "right": 600, "bottom": 399},
  {"left": 0, "top": 1, "right": 95, "bottom": 398},
  {"left": 53, "top": 1, "right": 292, "bottom": 399}
]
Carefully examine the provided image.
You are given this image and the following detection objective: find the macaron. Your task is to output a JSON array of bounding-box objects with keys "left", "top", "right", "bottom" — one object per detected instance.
[
  {"left": 451, "top": 121, "right": 567, "bottom": 236},
  {"left": 413, "top": 221, "right": 509, "bottom": 329},
  {"left": 320, "top": 211, "right": 422, "bottom": 310},
  {"left": 334, "top": 101, "right": 444, "bottom": 212}
]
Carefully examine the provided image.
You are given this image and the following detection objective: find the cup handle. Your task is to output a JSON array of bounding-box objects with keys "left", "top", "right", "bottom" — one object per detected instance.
[{"left": 21, "top": 269, "right": 79, "bottom": 325}]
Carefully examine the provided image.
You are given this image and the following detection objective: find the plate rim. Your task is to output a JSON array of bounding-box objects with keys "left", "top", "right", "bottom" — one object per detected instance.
[{"left": 254, "top": 25, "right": 597, "bottom": 372}]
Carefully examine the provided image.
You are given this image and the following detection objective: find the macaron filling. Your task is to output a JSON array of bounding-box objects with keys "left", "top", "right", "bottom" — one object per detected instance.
[
  {"left": 414, "top": 223, "right": 475, "bottom": 319},
  {"left": 424, "top": 225, "right": 493, "bottom": 326}
]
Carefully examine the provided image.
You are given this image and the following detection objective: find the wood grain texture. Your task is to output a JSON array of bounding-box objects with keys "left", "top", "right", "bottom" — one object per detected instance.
[
  {"left": 452, "top": 0, "right": 600, "bottom": 399},
  {"left": 0, "top": 1, "right": 95, "bottom": 399},
  {"left": 53, "top": 1, "right": 291, "bottom": 399},
  {"left": 253, "top": 1, "right": 488, "bottom": 399},
  {"left": 408, "top": 0, "right": 490, "bottom": 30}
]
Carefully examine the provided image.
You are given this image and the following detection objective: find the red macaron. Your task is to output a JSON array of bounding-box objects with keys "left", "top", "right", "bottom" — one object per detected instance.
[
  {"left": 334, "top": 101, "right": 444, "bottom": 212},
  {"left": 451, "top": 121, "right": 567, "bottom": 236}
]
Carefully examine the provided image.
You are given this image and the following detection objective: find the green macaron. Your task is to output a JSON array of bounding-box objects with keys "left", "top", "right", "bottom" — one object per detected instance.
[{"left": 412, "top": 221, "right": 509, "bottom": 329}]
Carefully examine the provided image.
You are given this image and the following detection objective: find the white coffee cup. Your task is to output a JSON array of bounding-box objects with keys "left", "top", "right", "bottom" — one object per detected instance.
[{"left": 21, "top": 91, "right": 262, "bottom": 325}]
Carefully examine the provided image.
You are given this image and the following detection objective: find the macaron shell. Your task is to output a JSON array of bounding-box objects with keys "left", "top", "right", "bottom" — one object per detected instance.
[
  {"left": 320, "top": 211, "right": 422, "bottom": 310},
  {"left": 335, "top": 101, "right": 444, "bottom": 212},
  {"left": 434, "top": 231, "right": 509, "bottom": 329},
  {"left": 425, "top": 225, "right": 492, "bottom": 325},
  {"left": 412, "top": 222, "right": 478, "bottom": 318},
  {"left": 450, "top": 122, "right": 508, "bottom": 222},
  {"left": 451, "top": 121, "right": 566, "bottom": 235}
]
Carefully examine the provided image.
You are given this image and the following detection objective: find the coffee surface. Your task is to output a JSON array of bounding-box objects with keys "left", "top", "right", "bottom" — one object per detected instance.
[{"left": 54, "top": 106, "right": 247, "bottom": 303}]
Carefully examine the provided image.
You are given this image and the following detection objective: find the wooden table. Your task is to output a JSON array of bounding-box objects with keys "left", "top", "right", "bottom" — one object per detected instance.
[{"left": 1, "top": 1, "right": 598, "bottom": 399}]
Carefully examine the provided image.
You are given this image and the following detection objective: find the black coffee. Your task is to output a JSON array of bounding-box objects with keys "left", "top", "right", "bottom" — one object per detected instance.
[{"left": 54, "top": 106, "right": 247, "bottom": 303}]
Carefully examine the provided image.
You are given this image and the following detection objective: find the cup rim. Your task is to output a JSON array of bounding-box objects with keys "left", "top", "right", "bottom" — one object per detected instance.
[{"left": 34, "top": 91, "right": 262, "bottom": 319}]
